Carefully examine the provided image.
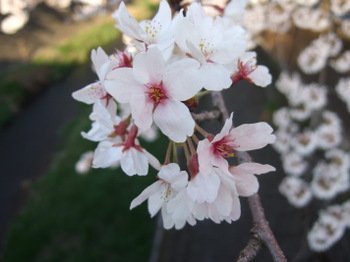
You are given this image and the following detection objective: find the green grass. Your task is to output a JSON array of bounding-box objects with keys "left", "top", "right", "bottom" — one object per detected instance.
[
  {"left": 0, "top": 17, "right": 119, "bottom": 128},
  {"left": 2, "top": 105, "right": 167, "bottom": 262}
]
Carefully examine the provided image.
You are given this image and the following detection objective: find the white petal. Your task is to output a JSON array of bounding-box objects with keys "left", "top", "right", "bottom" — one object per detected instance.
[
  {"left": 163, "top": 58, "right": 202, "bottom": 101},
  {"left": 199, "top": 63, "right": 232, "bottom": 91},
  {"left": 187, "top": 171, "right": 220, "bottom": 203},
  {"left": 132, "top": 48, "right": 165, "bottom": 84},
  {"left": 143, "top": 149, "right": 161, "bottom": 171},
  {"left": 130, "top": 93, "right": 154, "bottom": 131},
  {"left": 112, "top": 2, "right": 145, "bottom": 41},
  {"left": 72, "top": 83, "right": 102, "bottom": 104},
  {"left": 121, "top": 148, "right": 149, "bottom": 176},
  {"left": 105, "top": 68, "right": 144, "bottom": 103},
  {"left": 130, "top": 181, "right": 162, "bottom": 209},
  {"left": 92, "top": 141, "right": 123, "bottom": 168},
  {"left": 153, "top": 0, "right": 172, "bottom": 30},
  {"left": 158, "top": 163, "right": 188, "bottom": 191},
  {"left": 91, "top": 47, "right": 110, "bottom": 81},
  {"left": 148, "top": 185, "right": 165, "bottom": 217},
  {"left": 153, "top": 99, "right": 195, "bottom": 143},
  {"left": 248, "top": 65, "right": 272, "bottom": 87}
]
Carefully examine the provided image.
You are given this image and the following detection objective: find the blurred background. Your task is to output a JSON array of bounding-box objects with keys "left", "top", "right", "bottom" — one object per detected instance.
[{"left": 0, "top": 0, "right": 350, "bottom": 261}]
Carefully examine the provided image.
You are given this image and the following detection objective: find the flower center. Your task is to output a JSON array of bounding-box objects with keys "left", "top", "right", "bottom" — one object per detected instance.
[
  {"left": 212, "top": 136, "right": 236, "bottom": 158},
  {"left": 147, "top": 82, "right": 167, "bottom": 105},
  {"left": 144, "top": 20, "right": 162, "bottom": 43},
  {"left": 199, "top": 39, "right": 214, "bottom": 57}
]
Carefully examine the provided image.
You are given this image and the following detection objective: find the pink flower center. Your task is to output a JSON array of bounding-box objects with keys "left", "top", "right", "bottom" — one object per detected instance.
[
  {"left": 232, "top": 58, "right": 257, "bottom": 84},
  {"left": 147, "top": 82, "right": 167, "bottom": 105},
  {"left": 212, "top": 136, "right": 236, "bottom": 158}
]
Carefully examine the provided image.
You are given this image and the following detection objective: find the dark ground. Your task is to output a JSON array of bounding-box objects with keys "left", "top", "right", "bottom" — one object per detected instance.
[{"left": 1, "top": 3, "right": 350, "bottom": 262}]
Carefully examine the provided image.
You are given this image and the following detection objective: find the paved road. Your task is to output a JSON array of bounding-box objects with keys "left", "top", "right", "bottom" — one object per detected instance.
[{"left": 0, "top": 63, "right": 96, "bottom": 253}]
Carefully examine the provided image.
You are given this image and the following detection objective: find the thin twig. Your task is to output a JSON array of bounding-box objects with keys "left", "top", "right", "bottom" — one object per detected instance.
[
  {"left": 192, "top": 109, "right": 221, "bottom": 122},
  {"left": 236, "top": 234, "right": 263, "bottom": 262},
  {"left": 210, "top": 91, "right": 286, "bottom": 262}
]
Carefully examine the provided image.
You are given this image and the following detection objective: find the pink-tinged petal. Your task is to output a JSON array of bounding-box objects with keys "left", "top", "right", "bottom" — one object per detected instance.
[
  {"left": 132, "top": 48, "right": 165, "bottom": 84},
  {"left": 187, "top": 171, "right": 220, "bottom": 203},
  {"left": 248, "top": 65, "right": 272, "bottom": 87},
  {"left": 130, "top": 181, "right": 162, "bottom": 209},
  {"left": 92, "top": 141, "right": 123, "bottom": 168},
  {"left": 199, "top": 63, "right": 232, "bottom": 91},
  {"left": 229, "top": 195, "right": 241, "bottom": 221},
  {"left": 130, "top": 93, "right": 153, "bottom": 131},
  {"left": 214, "top": 185, "right": 233, "bottom": 217},
  {"left": 212, "top": 113, "right": 233, "bottom": 142},
  {"left": 153, "top": 98, "right": 195, "bottom": 142},
  {"left": 231, "top": 122, "right": 276, "bottom": 151},
  {"left": 105, "top": 68, "right": 143, "bottom": 103},
  {"left": 229, "top": 163, "right": 276, "bottom": 176},
  {"left": 229, "top": 163, "right": 275, "bottom": 196},
  {"left": 163, "top": 58, "right": 202, "bottom": 101},
  {"left": 112, "top": 2, "right": 145, "bottom": 41},
  {"left": 121, "top": 147, "right": 149, "bottom": 176},
  {"left": 234, "top": 173, "right": 258, "bottom": 197},
  {"left": 72, "top": 83, "right": 103, "bottom": 104},
  {"left": 197, "top": 139, "right": 215, "bottom": 171}
]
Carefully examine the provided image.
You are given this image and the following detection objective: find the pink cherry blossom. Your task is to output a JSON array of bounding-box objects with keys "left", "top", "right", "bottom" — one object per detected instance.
[
  {"left": 197, "top": 113, "right": 276, "bottom": 173},
  {"left": 105, "top": 47, "right": 202, "bottom": 142},
  {"left": 232, "top": 52, "right": 272, "bottom": 87},
  {"left": 92, "top": 125, "right": 160, "bottom": 176}
]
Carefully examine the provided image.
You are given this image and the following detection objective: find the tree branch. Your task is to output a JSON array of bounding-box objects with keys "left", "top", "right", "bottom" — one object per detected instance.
[
  {"left": 192, "top": 109, "right": 221, "bottom": 122},
  {"left": 236, "top": 234, "right": 263, "bottom": 262},
  {"left": 210, "top": 91, "right": 286, "bottom": 262}
]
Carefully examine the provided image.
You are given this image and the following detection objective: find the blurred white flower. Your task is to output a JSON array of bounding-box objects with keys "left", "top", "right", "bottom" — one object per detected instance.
[
  {"left": 330, "top": 0, "right": 350, "bottom": 17},
  {"left": 311, "top": 162, "right": 349, "bottom": 200},
  {"left": 308, "top": 205, "right": 347, "bottom": 252},
  {"left": 75, "top": 151, "right": 94, "bottom": 175},
  {"left": 279, "top": 176, "right": 312, "bottom": 208},
  {"left": 282, "top": 151, "right": 308, "bottom": 177},
  {"left": 330, "top": 51, "right": 350, "bottom": 73}
]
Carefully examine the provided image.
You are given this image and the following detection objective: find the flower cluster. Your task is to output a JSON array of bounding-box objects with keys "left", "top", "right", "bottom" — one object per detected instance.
[{"left": 72, "top": 0, "right": 275, "bottom": 229}]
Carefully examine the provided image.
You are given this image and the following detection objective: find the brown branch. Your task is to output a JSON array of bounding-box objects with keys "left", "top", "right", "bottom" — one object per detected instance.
[
  {"left": 210, "top": 91, "right": 286, "bottom": 262},
  {"left": 192, "top": 109, "right": 221, "bottom": 122},
  {"left": 236, "top": 234, "right": 263, "bottom": 262}
]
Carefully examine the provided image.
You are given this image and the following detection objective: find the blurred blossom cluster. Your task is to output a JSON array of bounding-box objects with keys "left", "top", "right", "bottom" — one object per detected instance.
[
  {"left": 239, "top": 0, "right": 350, "bottom": 253},
  {"left": 72, "top": 0, "right": 276, "bottom": 230},
  {"left": 0, "top": 0, "right": 119, "bottom": 34}
]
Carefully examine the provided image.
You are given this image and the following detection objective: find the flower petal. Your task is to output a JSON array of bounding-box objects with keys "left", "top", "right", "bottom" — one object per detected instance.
[
  {"left": 130, "top": 181, "right": 162, "bottom": 209},
  {"left": 121, "top": 147, "right": 149, "bottom": 176},
  {"left": 231, "top": 122, "right": 276, "bottom": 151},
  {"left": 153, "top": 98, "right": 195, "bottom": 142}
]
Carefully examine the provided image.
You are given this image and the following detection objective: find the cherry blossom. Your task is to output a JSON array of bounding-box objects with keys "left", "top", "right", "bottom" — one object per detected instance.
[
  {"left": 112, "top": 0, "right": 175, "bottom": 54},
  {"left": 175, "top": 2, "right": 246, "bottom": 91},
  {"left": 105, "top": 47, "right": 202, "bottom": 142},
  {"left": 130, "top": 163, "right": 188, "bottom": 225},
  {"left": 92, "top": 125, "right": 160, "bottom": 176},
  {"left": 231, "top": 52, "right": 272, "bottom": 87}
]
